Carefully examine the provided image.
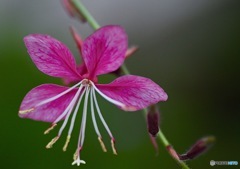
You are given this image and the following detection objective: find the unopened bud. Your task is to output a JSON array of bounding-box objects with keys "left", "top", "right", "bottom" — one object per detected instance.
[
  {"left": 179, "top": 136, "right": 215, "bottom": 161},
  {"left": 149, "top": 134, "right": 159, "bottom": 155},
  {"left": 125, "top": 46, "right": 139, "bottom": 59},
  {"left": 147, "top": 105, "right": 160, "bottom": 137},
  {"left": 69, "top": 26, "right": 83, "bottom": 53},
  {"left": 62, "top": 0, "right": 86, "bottom": 22}
]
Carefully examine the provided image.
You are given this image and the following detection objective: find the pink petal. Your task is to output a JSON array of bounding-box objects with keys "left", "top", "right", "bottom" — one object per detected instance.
[
  {"left": 24, "top": 34, "right": 82, "bottom": 81},
  {"left": 63, "top": 63, "right": 88, "bottom": 85},
  {"left": 19, "top": 84, "right": 77, "bottom": 122},
  {"left": 96, "top": 75, "right": 168, "bottom": 111},
  {"left": 82, "top": 25, "right": 128, "bottom": 79},
  {"left": 61, "top": 27, "right": 88, "bottom": 84}
]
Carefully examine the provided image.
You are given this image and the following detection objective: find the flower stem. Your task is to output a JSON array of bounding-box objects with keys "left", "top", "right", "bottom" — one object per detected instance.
[
  {"left": 70, "top": 1, "right": 190, "bottom": 168},
  {"left": 120, "top": 63, "right": 130, "bottom": 75},
  {"left": 71, "top": 0, "right": 100, "bottom": 30},
  {"left": 142, "top": 109, "right": 190, "bottom": 169}
]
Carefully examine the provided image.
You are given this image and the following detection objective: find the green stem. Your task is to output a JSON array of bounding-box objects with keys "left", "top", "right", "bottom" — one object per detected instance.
[
  {"left": 71, "top": 0, "right": 100, "bottom": 30},
  {"left": 71, "top": 1, "right": 190, "bottom": 168},
  {"left": 121, "top": 63, "right": 130, "bottom": 75},
  {"left": 142, "top": 109, "right": 189, "bottom": 169}
]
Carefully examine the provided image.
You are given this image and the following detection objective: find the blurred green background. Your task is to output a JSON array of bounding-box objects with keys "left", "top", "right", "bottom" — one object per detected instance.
[{"left": 0, "top": 0, "right": 239, "bottom": 169}]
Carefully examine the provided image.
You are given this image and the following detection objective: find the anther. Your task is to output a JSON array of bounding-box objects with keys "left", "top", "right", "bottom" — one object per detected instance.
[
  {"left": 122, "top": 105, "right": 137, "bottom": 111},
  {"left": 111, "top": 139, "right": 118, "bottom": 155},
  {"left": 63, "top": 135, "right": 71, "bottom": 152},
  {"left": 44, "top": 123, "right": 57, "bottom": 135},
  {"left": 19, "top": 108, "right": 34, "bottom": 114},
  {"left": 73, "top": 147, "right": 81, "bottom": 160},
  {"left": 98, "top": 137, "right": 107, "bottom": 152},
  {"left": 46, "top": 136, "right": 59, "bottom": 149}
]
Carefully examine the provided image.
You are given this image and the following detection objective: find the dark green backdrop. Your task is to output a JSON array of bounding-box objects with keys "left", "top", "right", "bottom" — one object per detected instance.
[{"left": 0, "top": 0, "right": 239, "bottom": 168}]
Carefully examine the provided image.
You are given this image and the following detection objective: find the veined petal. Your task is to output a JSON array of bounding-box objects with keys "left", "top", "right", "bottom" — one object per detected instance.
[
  {"left": 63, "top": 63, "right": 88, "bottom": 85},
  {"left": 24, "top": 34, "right": 82, "bottom": 80},
  {"left": 62, "top": 27, "right": 88, "bottom": 84},
  {"left": 96, "top": 75, "right": 168, "bottom": 111},
  {"left": 82, "top": 25, "right": 128, "bottom": 79},
  {"left": 19, "top": 84, "right": 77, "bottom": 122}
]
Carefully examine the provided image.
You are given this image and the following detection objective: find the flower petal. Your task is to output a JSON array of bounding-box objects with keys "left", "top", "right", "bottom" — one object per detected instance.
[
  {"left": 82, "top": 25, "right": 128, "bottom": 79},
  {"left": 96, "top": 75, "right": 168, "bottom": 111},
  {"left": 62, "top": 27, "right": 88, "bottom": 84},
  {"left": 63, "top": 63, "right": 88, "bottom": 85},
  {"left": 19, "top": 84, "right": 77, "bottom": 122},
  {"left": 24, "top": 34, "right": 82, "bottom": 80}
]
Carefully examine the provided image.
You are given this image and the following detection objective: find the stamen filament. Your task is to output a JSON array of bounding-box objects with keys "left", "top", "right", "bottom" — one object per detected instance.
[
  {"left": 90, "top": 88, "right": 107, "bottom": 152},
  {"left": 44, "top": 123, "right": 57, "bottom": 135},
  {"left": 53, "top": 85, "right": 83, "bottom": 124},
  {"left": 90, "top": 88, "right": 101, "bottom": 137},
  {"left": 36, "top": 80, "right": 83, "bottom": 107},
  {"left": 92, "top": 89, "right": 113, "bottom": 138},
  {"left": 90, "top": 82, "right": 125, "bottom": 107},
  {"left": 78, "top": 87, "right": 90, "bottom": 147},
  {"left": 68, "top": 88, "right": 87, "bottom": 136},
  {"left": 46, "top": 136, "right": 59, "bottom": 149}
]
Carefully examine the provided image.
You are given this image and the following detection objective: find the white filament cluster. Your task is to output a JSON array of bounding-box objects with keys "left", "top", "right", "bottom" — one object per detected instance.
[{"left": 34, "top": 79, "right": 124, "bottom": 166}]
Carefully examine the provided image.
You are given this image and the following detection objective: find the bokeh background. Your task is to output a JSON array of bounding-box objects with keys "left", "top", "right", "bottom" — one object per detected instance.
[{"left": 0, "top": 0, "right": 239, "bottom": 168}]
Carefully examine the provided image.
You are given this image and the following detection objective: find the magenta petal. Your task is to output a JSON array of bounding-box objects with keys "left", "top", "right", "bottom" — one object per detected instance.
[
  {"left": 19, "top": 84, "right": 77, "bottom": 122},
  {"left": 96, "top": 75, "right": 168, "bottom": 111},
  {"left": 82, "top": 25, "right": 128, "bottom": 78},
  {"left": 24, "top": 34, "right": 82, "bottom": 80},
  {"left": 63, "top": 63, "right": 88, "bottom": 85}
]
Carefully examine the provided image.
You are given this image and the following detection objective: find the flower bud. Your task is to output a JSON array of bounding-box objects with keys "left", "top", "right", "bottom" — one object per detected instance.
[
  {"left": 62, "top": 0, "right": 86, "bottom": 22},
  {"left": 147, "top": 105, "right": 160, "bottom": 137},
  {"left": 149, "top": 134, "right": 159, "bottom": 155},
  {"left": 125, "top": 46, "right": 139, "bottom": 59},
  {"left": 69, "top": 26, "right": 83, "bottom": 53},
  {"left": 179, "top": 136, "right": 215, "bottom": 161}
]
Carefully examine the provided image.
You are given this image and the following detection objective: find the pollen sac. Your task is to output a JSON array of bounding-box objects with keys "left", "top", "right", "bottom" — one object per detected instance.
[
  {"left": 147, "top": 105, "right": 160, "bottom": 137},
  {"left": 179, "top": 136, "right": 215, "bottom": 161}
]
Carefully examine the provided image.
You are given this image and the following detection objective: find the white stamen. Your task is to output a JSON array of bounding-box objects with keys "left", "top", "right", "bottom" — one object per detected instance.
[
  {"left": 90, "top": 82, "right": 125, "bottom": 108},
  {"left": 90, "top": 88, "right": 101, "bottom": 137},
  {"left": 58, "top": 106, "right": 74, "bottom": 136},
  {"left": 53, "top": 85, "right": 83, "bottom": 124},
  {"left": 78, "top": 87, "right": 90, "bottom": 147},
  {"left": 92, "top": 88, "right": 113, "bottom": 138},
  {"left": 36, "top": 80, "right": 83, "bottom": 107},
  {"left": 57, "top": 85, "right": 84, "bottom": 136},
  {"left": 68, "top": 88, "right": 87, "bottom": 136}
]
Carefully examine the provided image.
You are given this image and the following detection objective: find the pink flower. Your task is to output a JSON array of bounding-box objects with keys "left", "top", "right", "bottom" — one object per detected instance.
[{"left": 19, "top": 25, "right": 168, "bottom": 166}]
